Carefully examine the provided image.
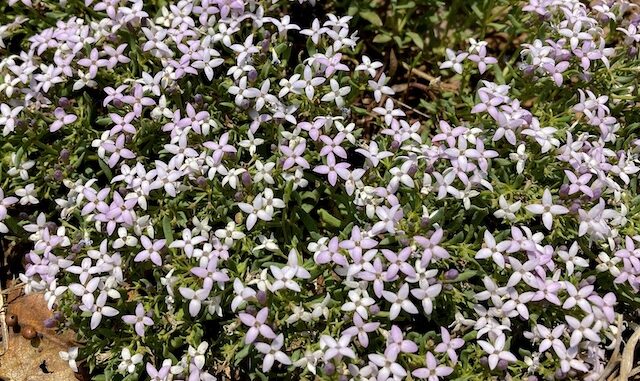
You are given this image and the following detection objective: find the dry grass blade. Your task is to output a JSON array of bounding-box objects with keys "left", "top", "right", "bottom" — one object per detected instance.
[
  {"left": 599, "top": 315, "right": 623, "bottom": 381},
  {"left": 0, "top": 282, "right": 8, "bottom": 356},
  {"left": 619, "top": 324, "right": 640, "bottom": 380}
]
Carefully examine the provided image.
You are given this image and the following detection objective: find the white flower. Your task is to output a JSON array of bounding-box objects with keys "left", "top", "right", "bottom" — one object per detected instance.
[
  {"left": 253, "top": 234, "right": 280, "bottom": 252},
  {"left": 477, "top": 334, "right": 517, "bottom": 370},
  {"left": 255, "top": 334, "right": 291, "bottom": 372},
  {"left": 118, "top": 348, "right": 143, "bottom": 374},
  {"left": 509, "top": 144, "right": 527, "bottom": 174},
  {"left": 188, "top": 342, "right": 209, "bottom": 369},
  {"left": 7, "top": 153, "right": 35, "bottom": 180},
  {"left": 439, "top": 48, "right": 468, "bottom": 74},
  {"left": 293, "top": 350, "right": 324, "bottom": 375},
  {"left": 494, "top": 195, "right": 521, "bottom": 221},
  {"left": 355, "top": 55, "right": 383, "bottom": 77},
  {"left": 254, "top": 160, "right": 275, "bottom": 184},
  {"left": 221, "top": 168, "right": 246, "bottom": 189},
  {"left": 215, "top": 221, "right": 245, "bottom": 246},
  {"left": 59, "top": 347, "right": 79, "bottom": 372},
  {"left": 238, "top": 130, "right": 264, "bottom": 156},
  {"left": 321, "top": 78, "right": 351, "bottom": 107},
  {"left": 557, "top": 242, "right": 589, "bottom": 275},
  {"left": 525, "top": 188, "right": 568, "bottom": 230},
  {"left": 15, "top": 183, "right": 39, "bottom": 205},
  {"left": 368, "top": 73, "right": 394, "bottom": 103}
]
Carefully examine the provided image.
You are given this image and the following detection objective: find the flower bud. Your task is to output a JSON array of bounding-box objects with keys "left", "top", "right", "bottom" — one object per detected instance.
[
  {"left": 323, "top": 363, "right": 335, "bottom": 376},
  {"left": 445, "top": 269, "right": 459, "bottom": 280},
  {"left": 113, "top": 98, "right": 124, "bottom": 108},
  {"left": 245, "top": 305, "right": 257, "bottom": 316},
  {"left": 247, "top": 70, "right": 258, "bottom": 83},
  {"left": 58, "top": 97, "right": 70, "bottom": 109},
  {"left": 390, "top": 140, "right": 400, "bottom": 152},
  {"left": 46, "top": 222, "right": 58, "bottom": 233},
  {"left": 369, "top": 304, "right": 380, "bottom": 315},
  {"left": 407, "top": 164, "right": 418, "bottom": 176},
  {"left": 497, "top": 359, "right": 508, "bottom": 370},
  {"left": 70, "top": 244, "right": 82, "bottom": 254},
  {"left": 241, "top": 171, "right": 252, "bottom": 187},
  {"left": 59, "top": 148, "right": 70, "bottom": 162},
  {"left": 554, "top": 369, "right": 566, "bottom": 380},
  {"left": 420, "top": 217, "right": 430, "bottom": 228},
  {"left": 569, "top": 201, "right": 581, "bottom": 214},
  {"left": 194, "top": 94, "right": 204, "bottom": 105},
  {"left": 196, "top": 176, "right": 207, "bottom": 187},
  {"left": 256, "top": 290, "right": 267, "bottom": 305},
  {"left": 43, "top": 318, "right": 57, "bottom": 328},
  {"left": 479, "top": 356, "right": 489, "bottom": 368},
  {"left": 53, "top": 169, "right": 64, "bottom": 182},
  {"left": 234, "top": 191, "right": 244, "bottom": 202},
  {"left": 558, "top": 184, "right": 569, "bottom": 199}
]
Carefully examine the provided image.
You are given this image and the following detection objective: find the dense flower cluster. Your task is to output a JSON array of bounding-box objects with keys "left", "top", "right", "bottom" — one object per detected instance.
[{"left": 1, "top": 0, "right": 640, "bottom": 380}]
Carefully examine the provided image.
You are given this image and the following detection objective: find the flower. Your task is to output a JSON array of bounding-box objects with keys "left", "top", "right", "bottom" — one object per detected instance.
[
  {"left": 320, "top": 334, "right": 356, "bottom": 361},
  {"left": 59, "top": 347, "right": 79, "bottom": 372},
  {"left": 440, "top": 48, "right": 469, "bottom": 74},
  {"left": 468, "top": 46, "right": 497, "bottom": 74},
  {"left": 239, "top": 307, "right": 276, "bottom": 344},
  {"left": 435, "top": 327, "right": 464, "bottom": 363},
  {"left": 477, "top": 334, "right": 517, "bottom": 370},
  {"left": 355, "top": 55, "right": 383, "bottom": 77},
  {"left": 15, "top": 184, "right": 39, "bottom": 205},
  {"left": 321, "top": 78, "right": 351, "bottom": 107},
  {"left": 122, "top": 303, "right": 154, "bottom": 337},
  {"left": 383, "top": 283, "right": 418, "bottom": 320},
  {"left": 255, "top": 334, "right": 291, "bottom": 372},
  {"left": 525, "top": 188, "right": 569, "bottom": 230},
  {"left": 412, "top": 352, "right": 453, "bottom": 380},
  {"left": 118, "top": 348, "right": 144, "bottom": 374},
  {"left": 494, "top": 195, "right": 521, "bottom": 221},
  {"left": 179, "top": 286, "right": 211, "bottom": 317}
]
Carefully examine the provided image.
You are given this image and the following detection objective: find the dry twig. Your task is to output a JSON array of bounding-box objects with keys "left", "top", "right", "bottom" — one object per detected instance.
[
  {"left": 0, "top": 282, "right": 8, "bottom": 356},
  {"left": 619, "top": 323, "right": 640, "bottom": 380},
  {"left": 599, "top": 315, "right": 624, "bottom": 381}
]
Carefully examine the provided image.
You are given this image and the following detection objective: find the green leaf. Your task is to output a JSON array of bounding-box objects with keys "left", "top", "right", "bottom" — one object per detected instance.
[
  {"left": 97, "top": 159, "right": 113, "bottom": 181},
  {"left": 406, "top": 31, "right": 424, "bottom": 49},
  {"left": 234, "top": 344, "right": 251, "bottom": 365},
  {"left": 359, "top": 10, "right": 383, "bottom": 27},
  {"left": 296, "top": 207, "right": 318, "bottom": 232},
  {"left": 373, "top": 34, "right": 392, "bottom": 44},
  {"left": 163, "top": 216, "right": 174, "bottom": 244},
  {"left": 470, "top": 3, "right": 484, "bottom": 19},
  {"left": 453, "top": 270, "right": 477, "bottom": 282},
  {"left": 318, "top": 209, "right": 341, "bottom": 228}
]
